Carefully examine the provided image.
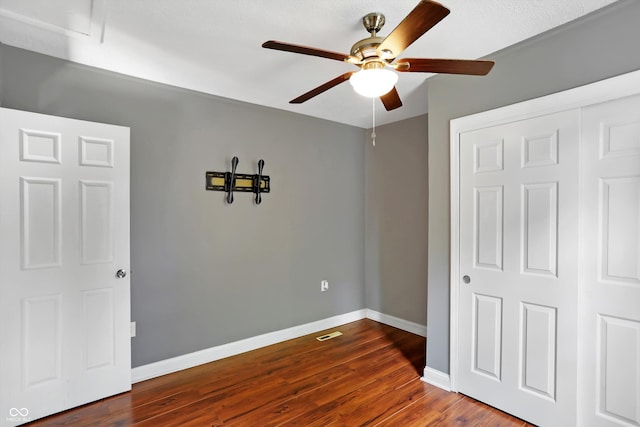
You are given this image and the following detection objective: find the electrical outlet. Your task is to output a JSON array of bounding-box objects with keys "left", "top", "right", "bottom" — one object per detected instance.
[
  {"left": 321, "top": 280, "right": 329, "bottom": 292},
  {"left": 130, "top": 321, "right": 136, "bottom": 337}
]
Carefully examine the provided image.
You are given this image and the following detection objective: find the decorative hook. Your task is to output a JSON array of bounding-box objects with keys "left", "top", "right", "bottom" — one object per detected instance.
[
  {"left": 227, "top": 156, "right": 239, "bottom": 204},
  {"left": 255, "top": 159, "right": 265, "bottom": 205}
]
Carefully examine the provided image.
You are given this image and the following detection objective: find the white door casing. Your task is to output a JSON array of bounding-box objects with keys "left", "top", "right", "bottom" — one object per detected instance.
[
  {"left": 457, "top": 110, "right": 580, "bottom": 426},
  {"left": 0, "top": 108, "right": 131, "bottom": 425},
  {"left": 450, "top": 69, "right": 640, "bottom": 427}
]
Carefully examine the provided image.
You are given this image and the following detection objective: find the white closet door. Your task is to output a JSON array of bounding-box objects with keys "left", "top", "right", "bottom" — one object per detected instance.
[
  {"left": 579, "top": 94, "right": 640, "bottom": 427},
  {"left": 458, "top": 109, "right": 580, "bottom": 426},
  {"left": 0, "top": 108, "right": 131, "bottom": 425}
]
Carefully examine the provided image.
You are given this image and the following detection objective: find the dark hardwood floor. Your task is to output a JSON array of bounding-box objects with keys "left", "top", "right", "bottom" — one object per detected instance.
[{"left": 29, "top": 319, "right": 534, "bottom": 426}]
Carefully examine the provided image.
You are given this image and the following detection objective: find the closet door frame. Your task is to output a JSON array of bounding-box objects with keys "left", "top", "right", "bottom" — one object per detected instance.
[{"left": 449, "top": 69, "right": 640, "bottom": 398}]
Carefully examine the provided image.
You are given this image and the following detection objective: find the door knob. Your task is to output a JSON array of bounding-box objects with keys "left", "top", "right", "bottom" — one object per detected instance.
[
  {"left": 116, "top": 269, "right": 127, "bottom": 279},
  {"left": 463, "top": 275, "right": 471, "bottom": 284}
]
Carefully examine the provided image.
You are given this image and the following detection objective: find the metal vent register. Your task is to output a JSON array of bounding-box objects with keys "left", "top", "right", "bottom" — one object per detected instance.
[{"left": 316, "top": 331, "right": 343, "bottom": 341}]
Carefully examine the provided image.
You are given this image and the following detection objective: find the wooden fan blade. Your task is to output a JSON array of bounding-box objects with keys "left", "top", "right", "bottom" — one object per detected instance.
[
  {"left": 380, "top": 87, "right": 403, "bottom": 111},
  {"left": 263, "top": 40, "right": 351, "bottom": 62},
  {"left": 377, "top": 0, "right": 450, "bottom": 59},
  {"left": 290, "top": 72, "right": 355, "bottom": 104},
  {"left": 396, "top": 58, "right": 495, "bottom": 75}
]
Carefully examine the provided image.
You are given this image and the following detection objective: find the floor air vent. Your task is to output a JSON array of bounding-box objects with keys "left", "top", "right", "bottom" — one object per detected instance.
[{"left": 316, "top": 331, "right": 343, "bottom": 341}]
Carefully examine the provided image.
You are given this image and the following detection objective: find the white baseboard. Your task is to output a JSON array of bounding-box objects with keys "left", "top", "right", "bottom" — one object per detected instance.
[
  {"left": 132, "top": 309, "right": 367, "bottom": 383},
  {"left": 365, "top": 309, "right": 427, "bottom": 337},
  {"left": 422, "top": 366, "right": 451, "bottom": 391},
  {"left": 132, "top": 308, "right": 427, "bottom": 383}
]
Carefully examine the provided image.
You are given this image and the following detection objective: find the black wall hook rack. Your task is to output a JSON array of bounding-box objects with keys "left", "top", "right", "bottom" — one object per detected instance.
[{"left": 205, "top": 157, "right": 270, "bottom": 204}]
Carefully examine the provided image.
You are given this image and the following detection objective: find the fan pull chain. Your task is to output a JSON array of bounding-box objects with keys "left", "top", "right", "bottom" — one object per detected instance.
[{"left": 371, "top": 98, "right": 376, "bottom": 146}]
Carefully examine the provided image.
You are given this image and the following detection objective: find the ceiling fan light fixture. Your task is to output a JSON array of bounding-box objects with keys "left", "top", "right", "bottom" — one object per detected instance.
[
  {"left": 264, "top": 1, "right": 493, "bottom": 110},
  {"left": 349, "top": 67, "right": 398, "bottom": 98}
]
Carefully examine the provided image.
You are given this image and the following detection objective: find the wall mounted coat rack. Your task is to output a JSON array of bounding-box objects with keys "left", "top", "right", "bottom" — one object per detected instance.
[{"left": 205, "top": 157, "right": 270, "bottom": 204}]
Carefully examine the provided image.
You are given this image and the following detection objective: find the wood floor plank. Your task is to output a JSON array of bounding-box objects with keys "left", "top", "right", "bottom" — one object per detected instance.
[
  {"left": 27, "top": 319, "right": 531, "bottom": 426},
  {"left": 259, "top": 356, "right": 422, "bottom": 426},
  {"left": 109, "top": 389, "right": 214, "bottom": 425},
  {"left": 474, "top": 407, "right": 529, "bottom": 427},
  {"left": 431, "top": 395, "right": 497, "bottom": 426},
  {"left": 335, "top": 378, "right": 433, "bottom": 426},
  {"left": 375, "top": 386, "right": 466, "bottom": 426}
]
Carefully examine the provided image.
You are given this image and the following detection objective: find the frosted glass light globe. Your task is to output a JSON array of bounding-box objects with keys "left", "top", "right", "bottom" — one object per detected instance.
[{"left": 349, "top": 68, "right": 398, "bottom": 98}]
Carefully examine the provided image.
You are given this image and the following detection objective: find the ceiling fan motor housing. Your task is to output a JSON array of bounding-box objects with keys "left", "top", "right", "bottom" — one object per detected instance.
[
  {"left": 351, "top": 13, "right": 393, "bottom": 63},
  {"left": 362, "top": 12, "right": 385, "bottom": 35},
  {"left": 350, "top": 36, "right": 385, "bottom": 61}
]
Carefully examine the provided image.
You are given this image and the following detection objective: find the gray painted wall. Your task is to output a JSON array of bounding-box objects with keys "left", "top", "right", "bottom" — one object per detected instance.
[
  {"left": 0, "top": 44, "right": 3, "bottom": 105},
  {"left": 426, "top": 0, "right": 640, "bottom": 373},
  {"left": 365, "top": 115, "right": 428, "bottom": 325},
  {"left": 0, "top": 45, "right": 366, "bottom": 367}
]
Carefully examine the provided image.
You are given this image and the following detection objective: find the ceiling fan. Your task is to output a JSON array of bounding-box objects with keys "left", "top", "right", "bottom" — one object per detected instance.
[{"left": 262, "top": 0, "right": 495, "bottom": 111}]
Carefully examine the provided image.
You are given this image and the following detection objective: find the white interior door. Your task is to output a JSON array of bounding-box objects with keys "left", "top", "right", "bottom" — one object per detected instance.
[
  {"left": 579, "top": 94, "right": 640, "bottom": 427},
  {"left": 457, "top": 110, "right": 580, "bottom": 426},
  {"left": 0, "top": 108, "right": 131, "bottom": 425}
]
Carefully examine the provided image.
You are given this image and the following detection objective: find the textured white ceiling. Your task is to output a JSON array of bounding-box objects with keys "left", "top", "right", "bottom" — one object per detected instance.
[{"left": 0, "top": 0, "right": 620, "bottom": 128}]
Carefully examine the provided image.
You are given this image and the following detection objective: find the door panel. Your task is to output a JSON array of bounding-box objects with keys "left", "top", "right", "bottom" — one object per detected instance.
[
  {"left": 80, "top": 180, "right": 114, "bottom": 264},
  {"left": 601, "top": 177, "right": 640, "bottom": 283},
  {"left": 20, "top": 177, "right": 62, "bottom": 269},
  {"left": 520, "top": 302, "right": 556, "bottom": 400},
  {"left": 598, "top": 316, "right": 640, "bottom": 425},
  {"left": 458, "top": 110, "right": 579, "bottom": 426},
  {"left": 0, "top": 108, "right": 130, "bottom": 426},
  {"left": 521, "top": 182, "right": 557, "bottom": 276},
  {"left": 472, "top": 294, "right": 503, "bottom": 380},
  {"left": 22, "top": 295, "right": 63, "bottom": 388},
  {"left": 474, "top": 186, "right": 504, "bottom": 270},
  {"left": 580, "top": 94, "right": 640, "bottom": 427},
  {"left": 82, "top": 288, "right": 116, "bottom": 370},
  {"left": 19, "top": 129, "right": 61, "bottom": 164}
]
